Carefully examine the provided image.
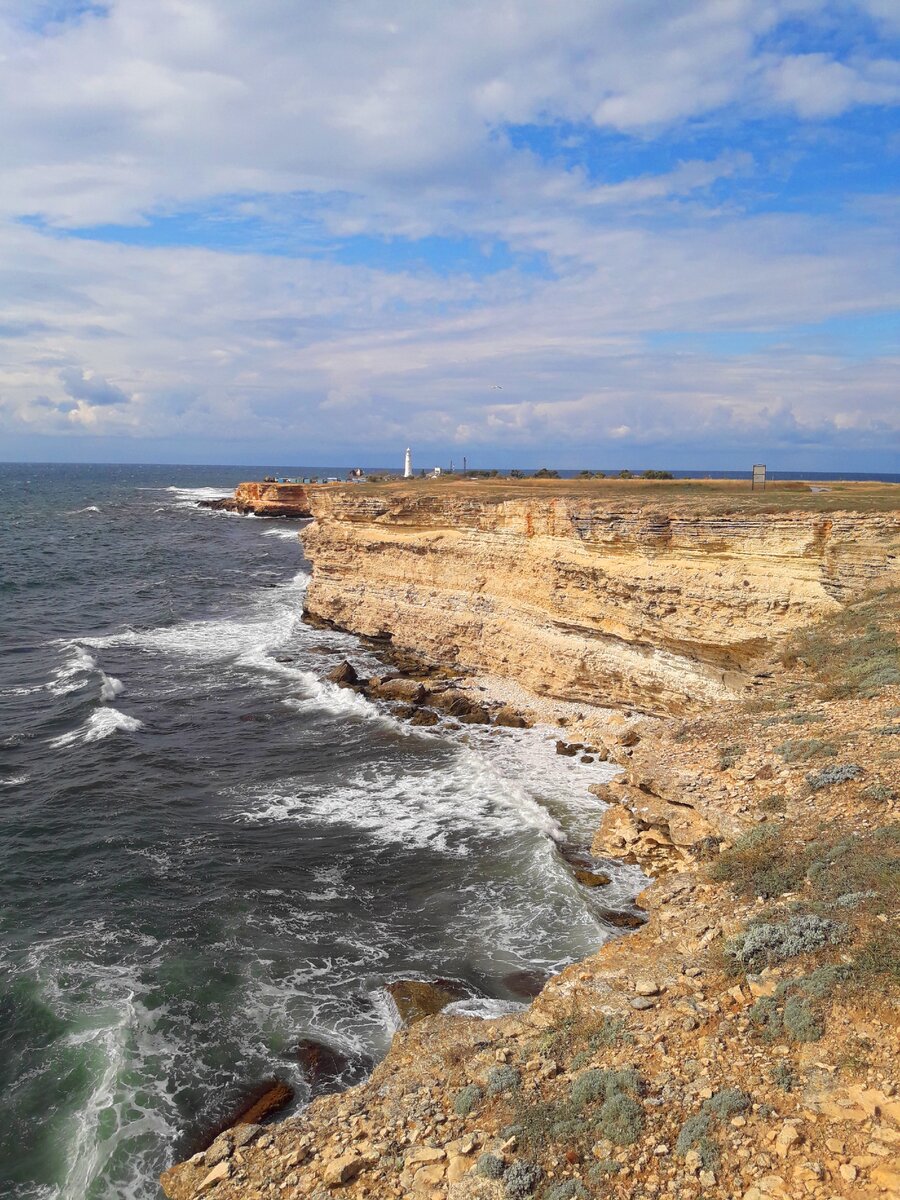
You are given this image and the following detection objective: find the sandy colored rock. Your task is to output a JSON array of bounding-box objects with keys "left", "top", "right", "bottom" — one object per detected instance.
[
  {"left": 324, "top": 1154, "right": 364, "bottom": 1186},
  {"left": 302, "top": 487, "right": 900, "bottom": 715}
]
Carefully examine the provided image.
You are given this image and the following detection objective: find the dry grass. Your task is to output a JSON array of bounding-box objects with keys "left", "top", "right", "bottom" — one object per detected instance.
[
  {"left": 783, "top": 588, "right": 900, "bottom": 699},
  {"left": 338, "top": 476, "right": 900, "bottom": 515}
]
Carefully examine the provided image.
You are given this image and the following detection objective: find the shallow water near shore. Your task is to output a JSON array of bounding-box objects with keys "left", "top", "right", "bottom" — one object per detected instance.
[{"left": 0, "top": 464, "right": 642, "bottom": 1200}]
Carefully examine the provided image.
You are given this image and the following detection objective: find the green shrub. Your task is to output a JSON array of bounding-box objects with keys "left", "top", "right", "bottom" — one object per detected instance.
[
  {"left": 475, "top": 1153, "right": 505, "bottom": 1179},
  {"left": 588, "top": 1160, "right": 620, "bottom": 1181},
  {"left": 487, "top": 1065, "right": 521, "bottom": 1095},
  {"left": 597, "top": 1093, "right": 644, "bottom": 1145},
  {"left": 675, "top": 1113, "right": 719, "bottom": 1168},
  {"left": 777, "top": 738, "right": 836, "bottom": 763},
  {"left": 771, "top": 1062, "right": 796, "bottom": 1091},
  {"left": 725, "top": 914, "right": 843, "bottom": 969},
  {"left": 504, "top": 1161, "right": 543, "bottom": 1198},
  {"left": 783, "top": 997, "right": 824, "bottom": 1042},
  {"left": 862, "top": 782, "right": 894, "bottom": 802},
  {"left": 854, "top": 926, "right": 900, "bottom": 983},
  {"left": 570, "top": 1067, "right": 641, "bottom": 1111},
  {"left": 544, "top": 1182, "right": 587, "bottom": 1200},
  {"left": 704, "top": 1087, "right": 751, "bottom": 1120},
  {"left": 718, "top": 743, "right": 744, "bottom": 770},
  {"left": 710, "top": 827, "right": 808, "bottom": 899},
  {"left": 807, "top": 764, "right": 862, "bottom": 790},
  {"left": 453, "top": 1084, "right": 482, "bottom": 1116}
]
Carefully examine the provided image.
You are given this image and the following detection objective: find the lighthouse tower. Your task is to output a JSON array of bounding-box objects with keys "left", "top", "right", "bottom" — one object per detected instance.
[{"left": 403, "top": 447, "right": 413, "bottom": 478}]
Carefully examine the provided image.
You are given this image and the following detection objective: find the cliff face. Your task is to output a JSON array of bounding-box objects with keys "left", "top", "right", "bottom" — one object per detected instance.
[
  {"left": 201, "top": 482, "right": 313, "bottom": 517},
  {"left": 302, "top": 490, "right": 900, "bottom": 714}
]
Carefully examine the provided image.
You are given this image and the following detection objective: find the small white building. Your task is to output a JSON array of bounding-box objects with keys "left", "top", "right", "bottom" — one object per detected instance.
[{"left": 403, "top": 447, "right": 413, "bottom": 478}]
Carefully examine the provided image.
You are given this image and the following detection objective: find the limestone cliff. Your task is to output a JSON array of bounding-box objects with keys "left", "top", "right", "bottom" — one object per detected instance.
[
  {"left": 302, "top": 488, "right": 900, "bottom": 715},
  {"left": 201, "top": 482, "right": 313, "bottom": 517}
]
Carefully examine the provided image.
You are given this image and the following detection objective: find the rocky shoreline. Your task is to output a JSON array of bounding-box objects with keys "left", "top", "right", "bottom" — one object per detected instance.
[{"left": 161, "top": 580, "right": 899, "bottom": 1200}]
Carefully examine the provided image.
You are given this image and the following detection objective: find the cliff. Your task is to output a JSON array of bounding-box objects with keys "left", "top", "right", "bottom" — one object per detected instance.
[
  {"left": 302, "top": 484, "right": 900, "bottom": 715},
  {"left": 161, "top": 483, "right": 900, "bottom": 1200},
  {"left": 200, "top": 481, "right": 313, "bottom": 517}
]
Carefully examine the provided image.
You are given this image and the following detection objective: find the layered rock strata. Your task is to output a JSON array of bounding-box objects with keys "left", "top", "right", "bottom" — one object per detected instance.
[
  {"left": 303, "top": 489, "right": 900, "bottom": 714},
  {"left": 200, "top": 482, "right": 313, "bottom": 517}
]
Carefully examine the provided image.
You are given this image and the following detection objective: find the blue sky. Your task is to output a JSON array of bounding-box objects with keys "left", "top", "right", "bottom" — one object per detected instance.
[{"left": 1, "top": 1, "right": 898, "bottom": 469}]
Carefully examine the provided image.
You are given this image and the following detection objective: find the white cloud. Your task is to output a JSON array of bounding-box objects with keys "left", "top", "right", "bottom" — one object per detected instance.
[
  {"left": 0, "top": 2, "right": 898, "bottom": 462},
  {"left": 0, "top": 1, "right": 897, "bottom": 226}
]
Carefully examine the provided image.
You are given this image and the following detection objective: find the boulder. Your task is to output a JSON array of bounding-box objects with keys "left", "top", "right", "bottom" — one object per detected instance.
[
  {"left": 493, "top": 707, "right": 530, "bottom": 728},
  {"left": 409, "top": 709, "right": 440, "bottom": 726},
  {"left": 596, "top": 909, "right": 646, "bottom": 930},
  {"left": 385, "top": 978, "right": 468, "bottom": 1025},
  {"left": 324, "top": 1154, "right": 364, "bottom": 1187},
  {"left": 326, "top": 660, "right": 358, "bottom": 686},
  {"left": 573, "top": 868, "right": 612, "bottom": 888},
  {"left": 458, "top": 705, "right": 492, "bottom": 724},
  {"left": 429, "top": 690, "right": 481, "bottom": 717},
  {"left": 370, "top": 678, "right": 426, "bottom": 703},
  {"left": 555, "top": 740, "right": 580, "bottom": 757}
]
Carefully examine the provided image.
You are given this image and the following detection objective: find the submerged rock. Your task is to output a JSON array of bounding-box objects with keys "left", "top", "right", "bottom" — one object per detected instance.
[
  {"left": 503, "top": 968, "right": 551, "bottom": 998},
  {"left": 296, "top": 1038, "right": 370, "bottom": 1097},
  {"left": 233, "top": 1079, "right": 294, "bottom": 1126}
]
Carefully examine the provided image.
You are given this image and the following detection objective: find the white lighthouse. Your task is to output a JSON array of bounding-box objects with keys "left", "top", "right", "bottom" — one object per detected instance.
[{"left": 403, "top": 447, "right": 413, "bottom": 478}]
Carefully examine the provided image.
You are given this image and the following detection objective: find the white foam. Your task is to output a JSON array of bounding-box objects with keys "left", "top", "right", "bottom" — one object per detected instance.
[
  {"left": 78, "top": 570, "right": 310, "bottom": 665},
  {"left": 99, "top": 673, "right": 125, "bottom": 702},
  {"left": 1, "top": 774, "right": 29, "bottom": 787},
  {"left": 66, "top": 505, "right": 101, "bottom": 514},
  {"left": 50, "top": 708, "right": 143, "bottom": 748},
  {"left": 444, "top": 997, "right": 528, "bottom": 1020},
  {"left": 48, "top": 646, "right": 99, "bottom": 695},
  {"left": 262, "top": 528, "right": 303, "bottom": 540},
  {"left": 237, "top": 738, "right": 563, "bottom": 856}
]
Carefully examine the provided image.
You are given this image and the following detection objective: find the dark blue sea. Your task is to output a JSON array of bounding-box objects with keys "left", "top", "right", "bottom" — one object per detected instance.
[{"left": 0, "top": 464, "right": 642, "bottom": 1200}]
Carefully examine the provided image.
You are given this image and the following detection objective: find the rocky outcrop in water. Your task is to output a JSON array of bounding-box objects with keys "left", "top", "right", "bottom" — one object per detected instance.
[{"left": 200, "top": 482, "right": 313, "bottom": 517}]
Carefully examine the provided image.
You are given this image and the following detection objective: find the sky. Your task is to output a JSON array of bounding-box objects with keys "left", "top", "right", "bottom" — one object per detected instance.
[{"left": 1, "top": 1, "right": 899, "bottom": 470}]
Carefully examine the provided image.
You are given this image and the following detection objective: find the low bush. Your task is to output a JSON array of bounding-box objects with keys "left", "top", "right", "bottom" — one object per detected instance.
[
  {"left": 570, "top": 1067, "right": 641, "bottom": 1111},
  {"left": 807, "top": 764, "right": 863, "bottom": 790},
  {"left": 711, "top": 827, "right": 808, "bottom": 899},
  {"left": 544, "top": 1181, "right": 587, "bottom": 1200},
  {"left": 703, "top": 1087, "right": 751, "bottom": 1120},
  {"left": 771, "top": 1062, "right": 796, "bottom": 1091},
  {"left": 597, "top": 1093, "right": 644, "bottom": 1145},
  {"left": 854, "top": 926, "right": 900, "bottom": 983},
  {"left": 487, "top": 1065, "right": 521, "bottom": 1095},
  {"left": 675, "top": 1113, "right": 719, "bottom": 1168},
  {"left": 453, "top": 1084, "right": 482, "bottom": 1116},
  {"left": 475, "top": 1153, "right": 505, "bottom": 1179},
  {"left": 777, "top": 738, "right": 836, "bottom": 763},
  {"left": 726, "top": 914, "right": 844, "bottom": 970},
  {"left": 782, "top": 997, "right": 824, "bottom": 1042},
  {"left": 504, "top": 1161, "right": 543, "bottom": 1198}
]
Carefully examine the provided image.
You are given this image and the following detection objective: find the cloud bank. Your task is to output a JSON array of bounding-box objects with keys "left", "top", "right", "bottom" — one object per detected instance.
[{"left": 0, "top": 1, "right": 898, "bottom": 466}]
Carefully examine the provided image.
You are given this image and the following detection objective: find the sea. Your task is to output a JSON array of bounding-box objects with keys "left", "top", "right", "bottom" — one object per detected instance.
[{"left": 0, "top": 463, "right": 645, "bottom": 1200}]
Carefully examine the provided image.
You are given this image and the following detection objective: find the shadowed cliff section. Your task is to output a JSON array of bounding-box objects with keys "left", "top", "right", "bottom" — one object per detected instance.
[{"left": 302, "top": 482, "right": 900, "bottom": 716}]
